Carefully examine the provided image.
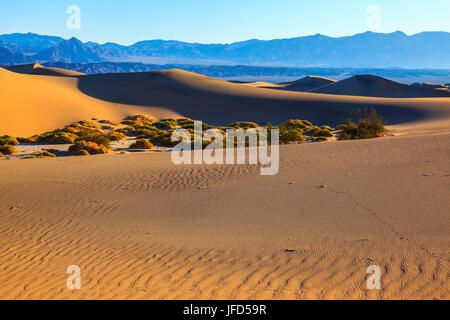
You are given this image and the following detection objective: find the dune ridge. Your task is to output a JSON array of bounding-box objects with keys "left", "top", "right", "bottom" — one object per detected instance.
[
  {"left": 312, "top": 75, "right": 450, "bottom": 98},
  {"left": 1, "top": 66, "right": 450, "bottom": 137}
]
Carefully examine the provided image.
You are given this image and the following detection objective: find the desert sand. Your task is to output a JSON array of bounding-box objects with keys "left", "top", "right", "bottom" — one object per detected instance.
[
  {"left": 2, "top": 66, "right": 450, "bottom": 136},
  {"left": 0, "top": 66, "right": 449, "bottom": 300}
]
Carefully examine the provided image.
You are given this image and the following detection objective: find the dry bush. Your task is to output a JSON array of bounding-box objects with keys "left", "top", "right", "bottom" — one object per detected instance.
[
  {"left": 69, "top": 141, "right": 109, "bottom": 155},
  {"left": 98, "top": 120, "right": 120, "bottom": 126},
  {"left": 279, "top": 128, "right": 306, "bottom": 144},
  {"left": 338, "top": 108, "right": 387, "bottom": 140},
  {"left": 0, "top": 145, "right": 17, "bottom": 155},
  {"left": 73, "top": 149, "right": 90, "bottom": 156},
  {"left": 121, "top": 115, "right": 155, "bottom": 126},
  {"left": 129, "top": 139, "right": 154, "bottom": 150},
  {"left": 229, "top": 122, "right": 259, "bottom": 129},
  {"left": 0, "top": 135, "right": 20, "bottom": 146},
  {"left": 107, "top": 132, "right": 127, "bottom": 141}
]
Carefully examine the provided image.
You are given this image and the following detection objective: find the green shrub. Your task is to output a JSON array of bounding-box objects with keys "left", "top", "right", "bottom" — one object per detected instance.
[
  {"left": 0, "top": 135, "right": 19, "bottom": 146},
  {"left": 320, "top": 125, "right": 333, "bottom": 131},
  {"left": 151, "top": 133, "right": 180, "bottom": 147},
  {"left": 303, "top": 126, "right": 321, "bottom": 136},
  {"left": 313, "top": 129, "right": 334, "bottom": 137},
  {"left": 0, "top": 145, "right": 17, "bottom": 155},
  {"left": 338, "top": 108, "right": 387, "bottom": 140},
  {"left": 39, "top": 132, "right": 76, "bottom": 144},
  {"left": 153, "top": 119, "right": 178, "bottom": 130},
  {"left": 0, "top": 152, "right": 4, "bottom": 159},
  {"left": 129, "top": 139, "right": 154, "bottom": 150},
  {"left": 312, "top": 136, "right": 329, "bottom": 142},
  {"left": 75, "top": 133, "right": 111, "bottom": 149},
  {"left": 279, "top": 128, "right": 306, "bottom": 144},
  {"left": 40, "top": 151, "right": 56, "bottom": 158},
  {"left": 121, "top": 115, "right": 155, "bottom": 126},
  {"left": 229, "top": 122, "right": 259, "bottom": 129},
  {"left": 279, "top": 119, "right": 311, "bottom": 130},
  {"left": 107, "top": 132, "right": 127, "bottom": 141},
  {"left": 98, "top": 120, "right": 120, "bottom": 126}
]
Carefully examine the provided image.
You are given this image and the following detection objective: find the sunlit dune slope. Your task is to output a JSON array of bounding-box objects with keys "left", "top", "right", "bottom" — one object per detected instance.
[
  {"left": 7, "top": 63, "right": 85, "bottom": 77},
  {"left": 0, "top": 68, "right": 179, "bottom": 136},
  {"left": 1, "top": 67, "right": 450, "bottom": 136}
]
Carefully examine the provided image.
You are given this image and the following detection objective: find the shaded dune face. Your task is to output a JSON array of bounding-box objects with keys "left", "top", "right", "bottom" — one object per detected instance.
[
  {"left": 76, "top": 69, "right": 432, "bottom": 126},
  {"left": 278, "top": 76, "right": 337, "bottom": 92},
  {"left": 312, "top": 75, "right": 450, "bottom": 98}
]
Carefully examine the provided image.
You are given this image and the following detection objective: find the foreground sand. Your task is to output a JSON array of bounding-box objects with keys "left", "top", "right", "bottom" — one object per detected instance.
[{"left": 0, "top": 133, "right": 448, "bottom": 300}]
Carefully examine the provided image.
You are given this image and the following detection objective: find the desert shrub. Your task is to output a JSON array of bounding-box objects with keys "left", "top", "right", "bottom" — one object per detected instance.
[
  {"left": 75, "top": 133, "right": 111, "bottom": 149},
  {"left": 313, "top": 129, "right": 334, "bottom": 137},
  {"left": 181, "top": 122, "right": 216, "bottom": 131},
  {"left": 0, "top": 135, "right": 19, "bottom": 146},
  {"left": 39, "top": 132, "right": 76, "bottom": 144},
  {"left": 107, "top": 132, "right": 127, "bottom": 141},
  {"left": 229, "top": 122, "right": 259, "bottom": 129},
  {"left": 40, "top": 151, "right": 56, "bottom": 158},
  {"left": 69, "top": 141, "right": 109, "bottom": 155},
  {"left": 0, "top": 145, "right": 17, "bottom": 155},
  {"left": 64, "top": 121, "right": 102, "bottom": 136},
  {"left": 338, "top": 108, "right": 387, "bottom": 140},
  {"left": 279, "top": 128, "right": 306, "bottom": 144},
  {"left": 73, "top": 149, "right": 90, "bottom": 156},
  {"left": 303, "top": 126, "right": 322, "bottom": 136},
  {"left": 98, "top": 120, "right": 120, "bottom": 126},
  {"left": 153, "top": 119, "right": 178, "bottom": 130},
  {"left": 21, "top": 156, "right": 37, "bottom": 160},
  {"left": 320, "top": 125, "right": 333, "bottom": 131},
  {"left": 151, "top": 133, "right": 179, "bottom": 147},
  {"left": 312, "top": 136, "right": 329, "bottom": 142},
  {"left": 279, "top": 119, "right": 307, "bottom": 130},
  {"left": 17, "top": 136, "right": 37, "bottom": 143},
  {"left": 177, "top": 118, "right": 195, "bottom": 127},
  {"left": 122, "top": 115, "right": 155, "bottom": 126},
  {"left": 129, "top": 139, "right": 154, "bottom": 150},
  {"left": 0, "top": 152, "right": 4, "bottom": 159},
  {"left": 338, "top": 133, "right": 352, "bottom": 141}
]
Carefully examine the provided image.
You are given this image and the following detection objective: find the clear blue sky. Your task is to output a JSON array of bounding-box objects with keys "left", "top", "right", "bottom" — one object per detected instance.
[{"left": 1, "top": 0, "right": 449, "bottom": 45}]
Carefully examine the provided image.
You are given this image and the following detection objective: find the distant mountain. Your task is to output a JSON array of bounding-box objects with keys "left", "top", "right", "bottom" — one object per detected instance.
[
  {"left": 33, "top": 37, "right": 105, "bottom": 63},
  {"left": 0, "top": 33, "right": 64, "bottom": 54},
  {"left": 0, "top": 42, "right": 27, "bottom": 64},
  {"left": 0, "top": 31, "right": 449, "bottom": 68}
]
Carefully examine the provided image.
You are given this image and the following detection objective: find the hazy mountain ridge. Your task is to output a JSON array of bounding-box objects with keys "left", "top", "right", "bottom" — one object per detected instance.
[{"left": 1, "top": 31, "right": 450, "bottom": 68}]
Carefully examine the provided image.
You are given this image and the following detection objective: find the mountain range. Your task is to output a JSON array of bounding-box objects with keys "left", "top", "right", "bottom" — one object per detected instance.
[{"left": 1, "top": 31, "right": 450, "bottom": 68}]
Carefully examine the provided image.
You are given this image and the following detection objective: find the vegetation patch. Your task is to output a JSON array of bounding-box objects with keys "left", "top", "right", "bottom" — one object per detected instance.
[
  {"left": 69, "top": 141, "right": 109, "bottom": 155},
  {"left": 338, "top": 108, "right": 387, "bottom": 140},
  {"left": 0, "top": 145, "right": 17, "bottom": 155},
  {"left": 129, "top": 139, "right": 154, "bottom": 150},
  {"left": 0, "top": 135, "right": 20, "bottom": 146}
]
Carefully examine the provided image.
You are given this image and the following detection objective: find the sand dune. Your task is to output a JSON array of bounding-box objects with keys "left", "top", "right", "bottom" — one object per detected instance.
[
  {"left": 0, "top": 68, "right": 179, "bottom": 137},
  {"left": 0, "top": 133, "right": 448, "bottom": 299},
  {"left": 1, "top": 66, "right": 450, "bottom": 137},
  {"left": 312, "top": 75, "right": 450, "bottom": 98},
  {"left": 278, "top": 76, "right": 336, "bottom": 92},
  {"left": 7, "top": 63, "right": 85, "bottom": 77}
]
